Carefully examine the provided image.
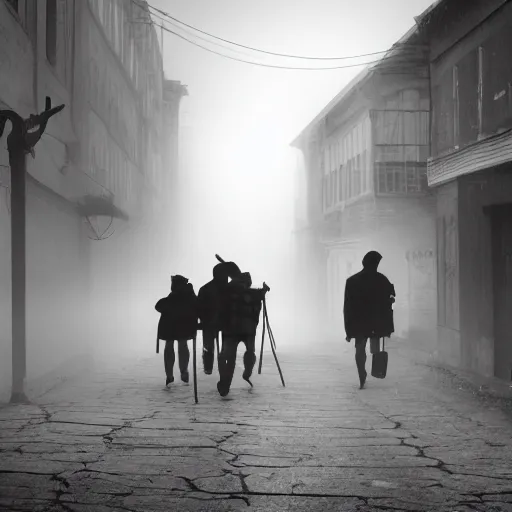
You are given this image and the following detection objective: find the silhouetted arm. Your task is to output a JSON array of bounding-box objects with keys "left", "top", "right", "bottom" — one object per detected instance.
[
  {"left": 343, "top": 280, "right": 354, "bottom": 340},
  {"left": 155, "top": 298, "right": 168, "bottom": 313},
  {"left": 387, "top": 281, "right": 396, "bottom": 304}
]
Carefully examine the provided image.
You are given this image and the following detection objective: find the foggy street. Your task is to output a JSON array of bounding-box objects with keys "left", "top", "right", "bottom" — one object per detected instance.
[{"left": 1, "top": 343, "right": 512, "bottom": 512}]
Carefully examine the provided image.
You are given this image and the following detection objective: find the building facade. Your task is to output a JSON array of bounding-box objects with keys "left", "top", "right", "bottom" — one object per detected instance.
[
  {"left": 0, "top": 0, "right": 184, "bottom": 400},
  {"left": 291, "top": 28, "right": 437, "bottom": 351},
  {"left": 418, "top": 0, "right": 512, "bottom": 380}
]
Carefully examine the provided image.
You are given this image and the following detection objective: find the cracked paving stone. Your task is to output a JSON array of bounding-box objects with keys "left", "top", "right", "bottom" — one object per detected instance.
[
  {"left": 86, "top": 454, "right": 231, "bottom": 479},
  {"left": 0, "top": 473, "right": 56, "bottom": 500},
  {"left": 193, "top": 473, "right": 245, "bottom": 494},
  {"left": 27, "top": 422, "right": 115, "bottom": 437},
  {"left": 64, "top": 506, "right": 130, "bottom": 512},
  {"left": 483, "top": 494, "right": 512, "bottom": 502},
  {"left": 0, "top": 454, "right": 84, "bottom": 474},
  {"left": 0, "top": 443, "right": 107, "bottom": 455},
  {"left": 242, "top": 466, "right": 470, "bottom": 497},
  {"left": 118, "top": 495, "right": 250, "bottom": 512},
  {"left": 47, "top": 412, "right": 127, "bottom": 427},
  {"left": 0, "top": 498, "right": 59, "bottom": 511},
  {"left": 246, "top": 496, "right": 366, "bottom": 511}
]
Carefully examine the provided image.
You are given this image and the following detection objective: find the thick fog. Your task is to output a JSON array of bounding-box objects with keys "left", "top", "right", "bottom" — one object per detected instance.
[
  {"left": 0, "top": 0, "right": 437, "bottom": 402},
  {"left": 84, "top": 0, "right": 436, "bottom": 365}
]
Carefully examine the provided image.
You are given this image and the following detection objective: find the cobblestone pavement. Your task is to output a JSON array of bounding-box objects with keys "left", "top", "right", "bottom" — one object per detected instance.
[{"left": 1, "top": 343, "right": 512, "bottom": 512}]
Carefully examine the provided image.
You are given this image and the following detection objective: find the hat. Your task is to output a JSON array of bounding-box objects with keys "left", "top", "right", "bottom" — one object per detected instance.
[
  {"left": 233, "top": 272, "right": 252, "bottom": 287},
  {"left": 171, "top": 275, "right": 189, "bottom": 285}
]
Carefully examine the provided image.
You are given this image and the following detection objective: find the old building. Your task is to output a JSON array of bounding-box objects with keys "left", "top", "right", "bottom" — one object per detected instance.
[
  {"left": 417, "top": 0, "right": 512, "bottom": 381},
  {"left": 0, "top": 0, "right": 184, "bottom": 401},
  {"left": 291, "top": 27, "right": 436, "bottom": 351}
]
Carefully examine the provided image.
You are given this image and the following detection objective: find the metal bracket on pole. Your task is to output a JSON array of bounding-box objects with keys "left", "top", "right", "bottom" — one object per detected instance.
[{"left": 0, "top": 97, "right": 65, "bottom": 404}]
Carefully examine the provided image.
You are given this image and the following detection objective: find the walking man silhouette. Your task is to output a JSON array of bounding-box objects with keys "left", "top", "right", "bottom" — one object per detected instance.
[{"left": 343, "top": 251, "right": 395, "bottom": 389}]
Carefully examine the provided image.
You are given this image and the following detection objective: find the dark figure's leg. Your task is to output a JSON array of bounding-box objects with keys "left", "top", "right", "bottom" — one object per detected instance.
[
  {"left": 164, "top": 340, "right": 175, "bottom": 386},
  {"left": 355, "top": 337, "right": 368, "bottom": 389},
  {"left": 242, "top": 335, "right": 257, "bottom": 384},
  {"left": 202, "top": 328, "right": 216, "bottom": 375},
  {"left": 177, "top": 339, "right": 190, "bottom": 383},
  {"left": 217, "top": 336, "right": 239, "bottom": 397}
]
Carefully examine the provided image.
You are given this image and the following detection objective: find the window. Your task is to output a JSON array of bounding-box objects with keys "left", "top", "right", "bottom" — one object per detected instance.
[
  {"left": 453, "top": 66, "right": 459, "bottom": 146},
  {"left": 354, "top": 154, "right": 361, "bottom": 197},
  {"left": 347, "top": 158, "right": 353, "bottom": 198},
  {"left": 6, "top": 0, "right": 19, "bottom": 11},
  {"left": 330, "top": 171, "right": 335, "bottom": 206},
  {"left": 46, "top": 0, "right": 57, "bottom": 66},
  {"left": 361, "top": 152, "right": 367, "bottom": 193},
  {"left": 338, "top": 165, "right": 343, "bottom": 201},
  {"left": 478, "top": 46, "right": 484, "bottom": 135},
  {"left": 5, "top": 0, "right": 31, "bottom": 32},
  {"left": 376, "top": 162, "right": 426, "bottom": 194}
]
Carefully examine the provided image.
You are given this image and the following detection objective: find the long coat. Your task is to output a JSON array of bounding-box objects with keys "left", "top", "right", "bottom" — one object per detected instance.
[
  {"left": 155, "top": 283, "right": 198, "bottom": 341},
  {"left": 343, "top": 269, "right": 395, "bottom": 339}
]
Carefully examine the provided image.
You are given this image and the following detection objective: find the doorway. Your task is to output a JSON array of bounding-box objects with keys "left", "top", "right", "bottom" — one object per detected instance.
[{"left": 490, "top": 203, "right": 512, "bottom": 380}]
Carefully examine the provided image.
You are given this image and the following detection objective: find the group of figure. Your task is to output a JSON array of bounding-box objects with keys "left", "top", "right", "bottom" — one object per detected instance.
[
  {"left": 155, "top": 258, "right": 268, "bottom": 397},
  {"left": 155, "top": 250, "right": 396, "bottom": 396}
]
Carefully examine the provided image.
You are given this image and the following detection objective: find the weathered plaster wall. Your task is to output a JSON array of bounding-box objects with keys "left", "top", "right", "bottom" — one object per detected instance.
[
  {"left": 458, "top": 168, "right": 512, "bottom": 377},
  {"left": 436, "top": 180, "right": 461, "bottom": 368}
]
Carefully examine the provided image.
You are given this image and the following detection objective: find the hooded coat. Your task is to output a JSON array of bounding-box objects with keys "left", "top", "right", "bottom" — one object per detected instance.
[
  {"left": 343, "top": 253, "right": 395, "bottom": 339},
  {"left": 155, "top": 276, "right": 198, "bottom": 341}
]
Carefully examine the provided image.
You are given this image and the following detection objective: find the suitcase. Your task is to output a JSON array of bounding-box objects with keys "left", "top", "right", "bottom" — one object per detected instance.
[{"left": 371, "top": 338, "right": 388, "bottom": 379}]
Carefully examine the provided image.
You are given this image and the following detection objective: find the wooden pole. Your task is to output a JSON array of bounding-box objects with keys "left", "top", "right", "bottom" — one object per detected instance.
[{"left": 0, "top": 99, "right": 65, "bottom": 404}]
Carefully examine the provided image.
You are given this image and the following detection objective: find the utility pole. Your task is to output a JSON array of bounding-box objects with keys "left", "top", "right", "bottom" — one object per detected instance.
[{"left": 0, "top": 97, "right": 64, "bottom": 404}]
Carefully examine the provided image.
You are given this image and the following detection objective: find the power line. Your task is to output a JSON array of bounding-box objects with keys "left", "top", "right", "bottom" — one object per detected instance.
[
  {"left": 158, "top": 24, "right": 386, "bottom": 70},
  {"left": 147, "top": 3, "right": 410, "bottom": 62},
  {"left": 129, "top": 1, "right": 425, "bottom": 71},
  {"left": 157, "top": 22, "right": 421, "bottom": 71}
]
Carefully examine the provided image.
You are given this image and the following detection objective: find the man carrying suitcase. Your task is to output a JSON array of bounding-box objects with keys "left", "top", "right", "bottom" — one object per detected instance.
[{"left": 343, "top": 251, "right": 395, "bottom": 389}]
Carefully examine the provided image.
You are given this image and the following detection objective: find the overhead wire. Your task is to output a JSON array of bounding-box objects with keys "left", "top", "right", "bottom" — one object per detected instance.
[
  {"left": 157, "top": 23, "right": 386, "bottom": 70},
  {"left": 129, "top": 0, "right": 425, "bottom": 72},
  {"left": 148, "top": 3, "right": 394, "bottom": 61},
  {"left": 151, "top": 20, "right": 421, "bottom": 71}
]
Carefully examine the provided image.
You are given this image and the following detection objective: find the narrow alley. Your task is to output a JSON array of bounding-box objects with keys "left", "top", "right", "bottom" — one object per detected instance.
[{"left": 1, "top": 344, "right": 512, "bottom": 512}]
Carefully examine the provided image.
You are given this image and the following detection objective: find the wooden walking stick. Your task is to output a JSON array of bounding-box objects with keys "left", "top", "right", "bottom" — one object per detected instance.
[
  {"left": 156, "top": 334, "right": 160, "bottom": 354},
  {"left": 192, "top": 336, "right": 198, "bottom": 404},
  {"left": 215, "top": 334, "right": 221, "bottom": 373}
]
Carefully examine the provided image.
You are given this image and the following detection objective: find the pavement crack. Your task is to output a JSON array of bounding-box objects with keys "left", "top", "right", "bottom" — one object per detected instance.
[
  {"left": 102, "top": 421, "right": 133, "bottom": 448},
  {"left": 239, "top": 473, "right": 250, "bottom": 494},
  {"left": 400, "top": 438, "right": 453, "bottom": 474},
  {"left": 178, "top": 476, "right": 203, "bottom": 493},
  {"left": 227, "top": 495, "right": 250, "bottom": 506}
]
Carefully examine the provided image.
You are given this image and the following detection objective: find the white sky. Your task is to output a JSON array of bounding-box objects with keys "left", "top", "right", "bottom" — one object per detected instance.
[{"left": 150, "top": 0, "right": 435, "bottom": 295}]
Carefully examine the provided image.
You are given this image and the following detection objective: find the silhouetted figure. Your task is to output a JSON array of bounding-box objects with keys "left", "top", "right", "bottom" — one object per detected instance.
[
  {"left": 343, "top": 251, "right": 395, "bottom": 389},
  {"left": 155, "top": 275, "right": 198, "bottom": 386},
  {"left": 197, "top": 263, "right": 232, "bottom": 375},
  {"left": 217, "top": 271, "right": 267, "bottom": 397}
]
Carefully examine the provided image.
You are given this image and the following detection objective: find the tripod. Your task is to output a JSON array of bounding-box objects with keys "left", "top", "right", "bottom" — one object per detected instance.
[{"left": 258, "top": 295, "right": 285, "bottom": 387}]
